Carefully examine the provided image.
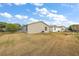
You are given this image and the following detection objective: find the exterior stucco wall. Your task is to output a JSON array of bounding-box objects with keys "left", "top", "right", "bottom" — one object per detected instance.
[{"left": 27, "top": 22, "right": 50, "bottom": 33}]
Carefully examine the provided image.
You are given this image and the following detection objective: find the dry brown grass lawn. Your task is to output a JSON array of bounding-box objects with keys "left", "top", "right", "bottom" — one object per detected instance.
[{"left": 0, "top": 32, "right": 79, "bottom": 56}]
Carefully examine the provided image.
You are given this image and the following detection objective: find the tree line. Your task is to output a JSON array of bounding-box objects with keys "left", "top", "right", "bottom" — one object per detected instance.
[
  {"left": 0, "top": 22, "right": 79, "bottom": 32},
  {"left": 0, "top": 22, "right": 21, "bottom": 32}
]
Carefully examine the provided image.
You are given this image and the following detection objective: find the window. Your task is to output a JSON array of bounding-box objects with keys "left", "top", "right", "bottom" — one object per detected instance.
[{"left": 45, "top": 27, "right": 47, "bottom": 31}]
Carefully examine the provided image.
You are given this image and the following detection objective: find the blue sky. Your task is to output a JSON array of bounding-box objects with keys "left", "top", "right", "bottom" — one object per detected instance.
[{"left": 0, "top": 3, "right": 79, "bottom": 26}]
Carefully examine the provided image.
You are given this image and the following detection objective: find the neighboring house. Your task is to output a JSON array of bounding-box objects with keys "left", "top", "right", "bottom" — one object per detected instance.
[
  {"left": 20, "top": 21, "right": 66, "bottom": 33},
  {"left": 57, "top": 26, "right": 66, "bottom": 32},
  {"left": 69, "top": 24, "right": 79, "bottom": 32},
  {"left": 50, "top": 25, "right": 65, "bottom": 32}
]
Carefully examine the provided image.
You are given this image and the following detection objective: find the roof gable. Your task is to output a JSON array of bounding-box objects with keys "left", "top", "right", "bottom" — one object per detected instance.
[{"left": 27, "top": 21, "right": 49, "bottom": 26}]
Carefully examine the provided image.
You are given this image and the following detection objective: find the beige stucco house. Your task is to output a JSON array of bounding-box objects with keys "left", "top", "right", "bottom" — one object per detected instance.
[{"left": 26, "top": 21, "right": 50, "bottom": 33}]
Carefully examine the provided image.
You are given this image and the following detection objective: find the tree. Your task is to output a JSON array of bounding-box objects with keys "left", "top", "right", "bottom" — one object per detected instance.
[
  {"left": 14, "top": 23, "right": 21, "bottom": 30},
  {"left": 6, "top": 23, "right": 21, "bottom": 32},
  {"left": 0, "top": 22, "right": 21, "bottom": 32},
  {"left": 0, "top": 22, "right": 7, "bottom": 32},
  {"left": 68, "top": 25, "right": 73, "bottom": 31}
]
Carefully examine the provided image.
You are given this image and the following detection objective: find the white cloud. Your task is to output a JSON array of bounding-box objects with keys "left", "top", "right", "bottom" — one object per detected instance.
[
  {"left": 36, "top": 8, "right": 49, "bottom": 15},
  {"left": 47, "top": 13, "right": 68, "bottom": 21},
  {"left": 32, "top": 3, "right": 44, "bottom": 7},
  {"left": 29, "top": 18, "right": 39, "bottom": 22},
  {"left": 36, "top": 7, "right": 67, "bottom": 21},
  {"left": 6, "top": 3, "right": 27, "bottom": 6},
  {"left": 0, "top": 12, "right": 28, "bottom": 21},
  {"left": 0, "top": 12, "right": 13, "bottom": 18},
  {"left": 51, "top": 10, "right": 58, "bottom": 13},
  {"left": 13, "top": 3, "right": 27, "bottom": 6},
  {"left": 35, "top": 7, "right": 76, "bottom": 26},
  {"left": 15, "top": 15, "right": 28, "bottom": 19}
]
